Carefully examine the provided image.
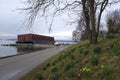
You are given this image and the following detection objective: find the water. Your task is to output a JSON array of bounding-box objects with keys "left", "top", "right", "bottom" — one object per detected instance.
[
  {"left": 0, "top": 39, "right": 76, "bottom": 58},
  {"left": 0, "top": 40, "right": 47, "bottom": 58},
  {"left": 0, "top": 40, "right": 17, "bottom": 57},
  {"left": 55, "top": 40, "right": 77, "bottom": 44}
]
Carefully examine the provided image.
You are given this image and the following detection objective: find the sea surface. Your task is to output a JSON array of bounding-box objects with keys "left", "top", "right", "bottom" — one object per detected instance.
[
  {"left": 0, "top": 40, "right": 46, "bottom": 58},
  {"left": 0, "top": 40, "right": 76, "bottom": 58}
]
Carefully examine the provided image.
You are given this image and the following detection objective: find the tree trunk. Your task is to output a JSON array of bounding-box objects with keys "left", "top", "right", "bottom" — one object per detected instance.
[
  {"left": 89, "top": 0, "right": 97, "bottom": 44},
  {"left": 97, "top": 0, "right": 108, "bottom": 37},
  {"left": 82, "top": 0, "right": 92, "bottom": 44},
  {"left": 97, "top": 12, "right": 102, "bottom": 38}
]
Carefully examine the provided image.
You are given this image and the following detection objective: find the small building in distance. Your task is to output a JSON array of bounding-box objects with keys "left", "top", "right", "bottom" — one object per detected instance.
[{"left": 16, "top": 34, "right": 55, "bottom": 45}]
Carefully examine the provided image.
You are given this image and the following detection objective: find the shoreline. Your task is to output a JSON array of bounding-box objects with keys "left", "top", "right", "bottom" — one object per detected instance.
[{"left": 0, "top": 44, "right": 56, "bottom": 59}]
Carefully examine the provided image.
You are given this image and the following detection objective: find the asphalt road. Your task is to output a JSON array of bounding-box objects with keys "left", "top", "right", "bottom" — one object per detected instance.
[{"left": 0, "top": 45, "right": 68, "bottom": 80}]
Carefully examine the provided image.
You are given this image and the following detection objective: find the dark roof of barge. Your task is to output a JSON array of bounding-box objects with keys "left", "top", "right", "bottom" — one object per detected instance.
[{"left": 18, "top": 33, "right": 54, "bottom": 38}]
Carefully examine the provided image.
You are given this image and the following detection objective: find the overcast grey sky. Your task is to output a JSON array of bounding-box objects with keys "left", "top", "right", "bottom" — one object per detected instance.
[
  {"left": 0, "top": 0, "right": 120, "bottom": 40},
  {"left": 0, "top": 0, "right": 76, "bottom": 40}
]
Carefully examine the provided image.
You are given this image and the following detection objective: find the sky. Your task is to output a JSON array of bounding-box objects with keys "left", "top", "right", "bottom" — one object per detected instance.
[{"left": 0, "top": 0, "right": 120, "bottom": 40}]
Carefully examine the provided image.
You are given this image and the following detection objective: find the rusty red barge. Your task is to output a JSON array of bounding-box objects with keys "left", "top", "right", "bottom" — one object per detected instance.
[{"left": 16, "top": 34, "right": 55, "bottom": 44}]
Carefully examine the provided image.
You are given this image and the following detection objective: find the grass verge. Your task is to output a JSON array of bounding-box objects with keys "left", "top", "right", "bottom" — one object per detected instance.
[{"left": 20, "top": 33, "right": 120, "bottom": 80}]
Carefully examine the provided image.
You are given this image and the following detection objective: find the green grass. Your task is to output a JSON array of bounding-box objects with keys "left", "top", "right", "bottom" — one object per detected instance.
[{"left": 20, "top": 33, "right": 120, "bottom": 80}]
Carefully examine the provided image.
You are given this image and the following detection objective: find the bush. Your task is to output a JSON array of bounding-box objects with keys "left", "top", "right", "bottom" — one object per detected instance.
[
  {"left": 50, "top": 71, "right": 59, "bottom": 80},
  {"left": 80, "top": 67, "right": 92, "bottom": 78},
  {"left": 35, "top": 73, "right": 44, "bottom": 80},
  {"left": 79, "top": 47, "right": 84, "bottom": 53},
  {"left": 51, "top": 66, "right": 57, "bottom": 73},
  {"left": 52, "top": 61, "right": 56, "bottom": 66},
  {"left": 46, "top": 63, "right": 50, "bottom": 67},
  {"left": 68, "top": 69, "right": 77, "bottom": 78},
  {"left": 102, "top": 67, "right": 112, "bottom": 76},
  {"left": 109, "top": 40, "right": 118, "bottom": 48},
  {"left": 64, "top": 52, "right": 74, "bottom": 59},
  {"left": 111, "top": 46, "right": 120, "bottom": 55},
  {"left": 58, "top": 54, "right": 63, "bottom": 61},
  {"left": 109, "top": 43, "right": 115, "bottom": 48},
  {"left": 106, "top": 33, "right": 115, "bottom": 39},
  {"left": 71, "top": 48, "right": 76, "bottom": 52},
  {"left": 43, "top": 63, "right": 51, "bottom": 70},
  {"left": 69, "top": 53, "right": 75, "bottom": 59},
  {"left": 91, "top": 56, "right": 99, "bottom": 66},
  {"left": 64, "top": 62, "right": 73, "bottom": 71},
  {"left": 57, "top": 51, "right": 75, "bottom": 62},
  {"left": 82, "top": 71, "right": 92, "bottom": 78},
  {"left": 50, "top": 66, "right": 59, "bottom": 80},
  {"left": 83, "top": 49, "right": 89, "bottom": 56},
  {"left": 42, "top": 67, "right": 47, "bottom": 71},
  {"left": 93, "top": 46, "right": 102, "bottom": 53}
]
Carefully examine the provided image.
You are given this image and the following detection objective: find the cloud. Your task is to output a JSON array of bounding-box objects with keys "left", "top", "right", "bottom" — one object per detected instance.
[
  {"left": 0, "top": 32, "right": 16, "bottom": 37},
  {"left": 0, "top": 32, "right": 17, "bottom": 39},
  {"left": 48, "top": 30, "right": 73, "bottom": 40}
]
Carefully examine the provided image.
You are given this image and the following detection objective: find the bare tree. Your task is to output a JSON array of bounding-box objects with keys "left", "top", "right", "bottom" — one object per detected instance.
[
  {"left": 72, "top": 12, "right": 88, "bottom": 42},
  {"left": 72, "top": 30, "right": 81, "bottom": 42},
  {"left": 81, "top": 0, "right": 112, "bottom": 43},
  {"left": 22, "top": 0, "right": 120, "bottom": 44},
  {"left": 107, "top": 9, "right": 120, "bottom": 33}
]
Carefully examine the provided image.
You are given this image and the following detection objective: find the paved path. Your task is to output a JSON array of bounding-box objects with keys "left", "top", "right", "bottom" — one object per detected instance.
[{"left": 0, "top": 45, "right": 68, "bottom": 80}]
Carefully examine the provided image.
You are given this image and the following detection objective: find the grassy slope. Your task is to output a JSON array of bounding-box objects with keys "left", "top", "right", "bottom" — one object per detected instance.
[{"left": 20, "top": 34, "right": 120, "bottom": 80}]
